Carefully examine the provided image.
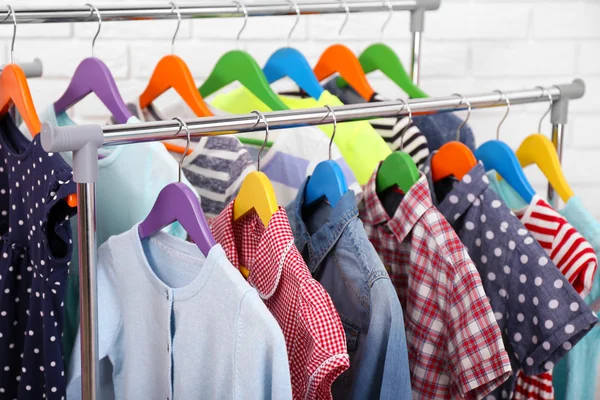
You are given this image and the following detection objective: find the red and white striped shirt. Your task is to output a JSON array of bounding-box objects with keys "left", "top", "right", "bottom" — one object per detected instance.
[{"left": 512, "top": 195, "right": 598, "bottom": 400}]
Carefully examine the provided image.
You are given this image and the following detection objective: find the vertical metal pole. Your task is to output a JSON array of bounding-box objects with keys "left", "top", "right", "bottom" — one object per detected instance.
[
  {"left": 409, "top": 8, "right": 424, "bottom": 85},
  {"left": 547, "top": 124, "right": 565, "bottom": 209},
  {"left": 411, "top": 31, "right": 422, "bottom": 85},
  {"left": 78, "top": 182, "right": 98, "bottom": 400}
]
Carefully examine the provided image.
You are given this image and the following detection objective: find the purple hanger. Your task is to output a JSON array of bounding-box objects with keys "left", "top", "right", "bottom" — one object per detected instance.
[
  {"left": 54, "top": 57, "right": 132, "bottom": 124},
  {"left": 138, "top": 182, "right": 216, "bottom": 256}
]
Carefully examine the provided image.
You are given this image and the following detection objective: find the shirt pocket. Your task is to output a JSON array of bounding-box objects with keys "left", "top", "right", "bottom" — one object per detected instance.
[{"left": 332, "top": 316, "right": 360, "bottom": 393}]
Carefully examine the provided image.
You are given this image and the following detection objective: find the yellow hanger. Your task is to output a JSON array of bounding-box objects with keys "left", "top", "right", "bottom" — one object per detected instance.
[
  {"left": 232, "top": 110, "right": 278, "bottom": 227},
  {"left": 516, "top": 87, "right": 574, "bottom": 203},
  {"left": 233, "top": 111, "right": 278, "bottom": 278}
]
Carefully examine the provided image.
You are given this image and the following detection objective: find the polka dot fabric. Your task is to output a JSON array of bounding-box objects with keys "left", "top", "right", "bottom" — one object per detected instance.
[
  {"left": 424, "top": 161, "right": 598, "bottom": 399},
  {"left": 0, "top": 115, "right": 76, "bottom": 399},
  {"left": 359, "top": 168, "right": 512, "bottom": 399}
]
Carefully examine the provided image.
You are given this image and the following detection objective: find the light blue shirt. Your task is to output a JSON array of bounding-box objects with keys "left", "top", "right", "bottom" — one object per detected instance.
[
  {"left": 67, "top": 226, "right": 292, "bottom": 399},
  {"left": 552, "top": 196, "right": 600, "bottom": 400}
]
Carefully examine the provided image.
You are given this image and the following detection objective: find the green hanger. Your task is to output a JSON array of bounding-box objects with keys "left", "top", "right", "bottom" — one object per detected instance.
[
  {"left": 338, "top": 43, "right": 428, "bottom": 99},
  {"left": 198, "top": 50, "right": 289, "bottom": 111},
  {"left": 376, "top": 151, "right": 420, "bottom": 194}
]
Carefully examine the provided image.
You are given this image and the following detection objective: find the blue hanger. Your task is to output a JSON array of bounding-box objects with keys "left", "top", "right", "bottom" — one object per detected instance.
[
  {"left": 304, "top": 106, "right": 348, "bottom": 207},
  {"left": 262, "top": 2, "right": 324, "bottom": 100},
  {"left": 474, "top": 90, "right": 536, "bottom": 204}
]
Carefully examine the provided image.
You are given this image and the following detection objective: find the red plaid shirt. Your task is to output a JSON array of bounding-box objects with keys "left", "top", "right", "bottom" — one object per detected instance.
[
  {"left": 211, "top": 203, "right": 349, "bottom": 400},
  {"left": 359, "top": 170, "right": 512, "bottom": 399}
]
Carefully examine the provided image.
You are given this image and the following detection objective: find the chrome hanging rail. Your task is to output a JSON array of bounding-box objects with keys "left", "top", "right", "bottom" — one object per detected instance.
[{"left": 0, "top": 1, "right": 440, "bottom": 23}]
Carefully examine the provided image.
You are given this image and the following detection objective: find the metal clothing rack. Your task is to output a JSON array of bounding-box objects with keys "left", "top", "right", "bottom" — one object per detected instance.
[
  {"left": 0, "top": 1, "right": 441, "bottom": 86},
  {"left": 41, "top": 79, "right": 585, "bottom": 400}
]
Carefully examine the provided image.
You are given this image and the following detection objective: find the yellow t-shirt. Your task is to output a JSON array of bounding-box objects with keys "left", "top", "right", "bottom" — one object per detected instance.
[{"left": 210, "top": 88, "right": 391, "bottom": 185}]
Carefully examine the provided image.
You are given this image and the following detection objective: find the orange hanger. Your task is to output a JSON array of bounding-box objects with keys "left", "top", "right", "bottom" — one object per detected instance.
[
  {"left": 432, "top": 94, "right": 477, "bottom": 182},
  {"left": 139, "top": 4, "right": 213, "bottom": 155},
  {"left": 313, "top": 44, "right": 375, "bottom": 101},
  {"left": 0, "top": 64, "right": 41, "bottom": 135}
]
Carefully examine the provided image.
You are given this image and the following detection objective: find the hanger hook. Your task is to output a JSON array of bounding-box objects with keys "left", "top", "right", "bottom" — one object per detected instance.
[
  {"left": 169, "top": 2, "right": 181, "bottom": 54},
  {"left": 85, "top": 3, "right": 101, "bottom": 58},
  {"left": 395, "top": 99, "right": 412, "bottom": 151},
  {"left": 319, "top": 105, "right": 337, "bottom": 161},
  {"left": 381, "top": 0, "right": 393, "bottom": 40},
  {"left": 232, "top": 1, "right": 248, "bottom": 50},
  {"left": 493, "top": 89, "right": 510, "bottom": 140},
  {"left": 172, "top": 117, "right": 191, "bottom": 183},
  {"left": 3, "top": 6, "right": 16, "bottom": 64},
  {"left": 250, "top": 110, "right": 269, "bottom": 172},
  {"left": 287, "top": 0, "right": 300, "bottom": 47},
  {"left": 452, "top": 93, "right": 471, "bottom": 142},
  {"left": 338, "top": 0, "right": 350, "bottom": 37}
]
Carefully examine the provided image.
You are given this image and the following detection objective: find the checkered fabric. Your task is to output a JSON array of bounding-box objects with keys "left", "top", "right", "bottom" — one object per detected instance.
[
  {"left": 211, "top": 203, "right": 349, "bottom": 400},
  {"left": 359, "top": 169, "right": 512, "bottom": 399}
]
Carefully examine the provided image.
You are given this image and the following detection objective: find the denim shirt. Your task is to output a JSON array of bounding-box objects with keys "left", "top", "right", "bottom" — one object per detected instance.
[{"left": 286, "top": 179, "right": 411, "bottom": 400}]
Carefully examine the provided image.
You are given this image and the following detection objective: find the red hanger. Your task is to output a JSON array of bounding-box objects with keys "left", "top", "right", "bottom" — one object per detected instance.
[{"left": 313, "top": 44, "right": 375, "bottom": 101}]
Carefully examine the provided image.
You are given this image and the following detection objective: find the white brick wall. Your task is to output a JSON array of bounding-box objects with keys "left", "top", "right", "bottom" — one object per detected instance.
[{"left": 2, "top": 0, "right": 600, "bottom": 216}]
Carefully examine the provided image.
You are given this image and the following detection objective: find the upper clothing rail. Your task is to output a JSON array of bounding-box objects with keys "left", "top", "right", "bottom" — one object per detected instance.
[{"left": 0, "top": 1, "right": 441, "bottom": 24}]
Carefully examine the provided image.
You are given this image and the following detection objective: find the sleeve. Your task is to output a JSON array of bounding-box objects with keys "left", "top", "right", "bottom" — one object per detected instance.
[
  {"left": 66, "top": 245, "right": 121, "bottom": 400},
  {"left": 550, "top": 218, "right": 597, "bottom": 298},
  {"left": 506, "top": 242, "right": 598, "bottom": 376},
  {"left": 300, "top": 278, "right": 350, "bottom": 400},
  {"left": 447, "top": 260, "right": 512, "bottom": 399},
  {"left": 235, "top": 289, "right": 292, "bottom": 400},
  {"left": 355, "top": 278, "right": 412, "bottom": 400}
]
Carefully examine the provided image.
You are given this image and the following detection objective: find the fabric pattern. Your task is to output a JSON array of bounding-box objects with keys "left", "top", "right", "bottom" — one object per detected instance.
[
  {"left": 321, "top": 78, "right": 476, "bottom": 152},
  {"left": 486, "top": 172, "right": 599, "bottom": 400},
  {"left": 359, "top": 169, "right": 512, "bottom": 399},
  {"left": 288, "top": 84, "right": 430, "bottom": 170},
  {"left": 424, "top": 160, "right": 598, "bottom": 399},
  {"left": 0, "top": 115, "right": 77, "bottom": 399},
  {"left": 210, "top": 87, "right": 391, "bottom": 185},
  {"left": 211, "top": 204, "right": 349, "bottom": 400},
  {"left": 553, "top": 196, "right": 600, "bottom": 400},
  {"left": 286, "top": 180, "right": 411, "bottom": 399},
  {"left": 67, "top": 228, "right": 292, "bottom": 399},
  {"left": 119, "top": 100, "right": 257, "bottom": 218}
]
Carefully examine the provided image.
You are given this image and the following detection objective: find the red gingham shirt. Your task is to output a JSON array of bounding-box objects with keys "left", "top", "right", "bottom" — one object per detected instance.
[
  {"left": 211, "top": 203, "right": 349, "bottom": 400},
  {"left": 359, "top": 170, "right": 512, "bottom": 399}
]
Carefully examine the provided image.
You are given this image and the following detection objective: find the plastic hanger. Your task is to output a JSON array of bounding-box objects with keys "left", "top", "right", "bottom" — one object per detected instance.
[
  {"left": 139, "top": 3, "right": 212, "bottom": 118},
  {"left": 376, "top": 99, "right": 420, "bottom": 194},
  {"left": 233, "top": 110, "right": 278, "bottom": 228},
  {"left": 54, "top": 4, "right": 132, "bottom": 124},
  {"left": 312, "top": 0, "right": 375, "bottom": 101},
  {"left": 263, "top": 1, "right": 324, "bottom": 100},
  {"left": 138, "top": 117, "right": 216, "bottom": 256},
  {"left": 474, "top": 90, "right": 536, "bottom": 203},
  {"left": 431, "top": 94, "right": 477, "bottom": 182},
  {"left": 0, "top": 6, "right": 41, "bottom": 135},
  {"left": 304, "top": 105, "right": 348, "bottom": 207},
  {"left": 337, "top": 1, "right": 427, "bottom": 99},
  {"left": 515, "top": 87, "right": 574, "bottom": 202},
  {"left": 198, "top": 2, "right": 289, "bottom": 111}
]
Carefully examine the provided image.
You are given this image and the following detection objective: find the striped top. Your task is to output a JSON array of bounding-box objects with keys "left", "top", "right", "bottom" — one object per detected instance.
[
  {"left": 369, "top": 94, "right": 430, "bottom": 169},
  {"left": 514, "top": 195, "right": 597, "bottom": 298},
  {"left": 118, "top": 101, "right": 256, "bottom": 219},
  {"left": 511, "top": 195, "right": 598, "bottom": 400}
]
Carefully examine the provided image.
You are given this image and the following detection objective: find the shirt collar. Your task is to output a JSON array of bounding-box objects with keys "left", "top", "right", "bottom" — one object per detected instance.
[
  {"left": 287, "top": 178, "right": 358, "bottom": 274},
  {"left": 424, "top": 158, "right": 490, "bottom": 222},
  {"left": 211, "top": 202, "right": 293, "bottom": 299},
  {"left": 361, "top": 164, "right": 433, "bottom": 243}
]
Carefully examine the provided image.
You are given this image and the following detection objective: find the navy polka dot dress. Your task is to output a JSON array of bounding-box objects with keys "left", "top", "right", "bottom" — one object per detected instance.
[{"left": 0, "top": 115, "right": 76, "bottom": 399}]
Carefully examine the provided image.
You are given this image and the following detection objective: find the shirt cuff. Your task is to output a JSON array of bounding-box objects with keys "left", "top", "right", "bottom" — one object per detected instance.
[
  {"left": 458, "top": 348, "right": 512, "bottom": 400},
  {"left": 522, "top": 311, "right": 598, "bottom": 376}
]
